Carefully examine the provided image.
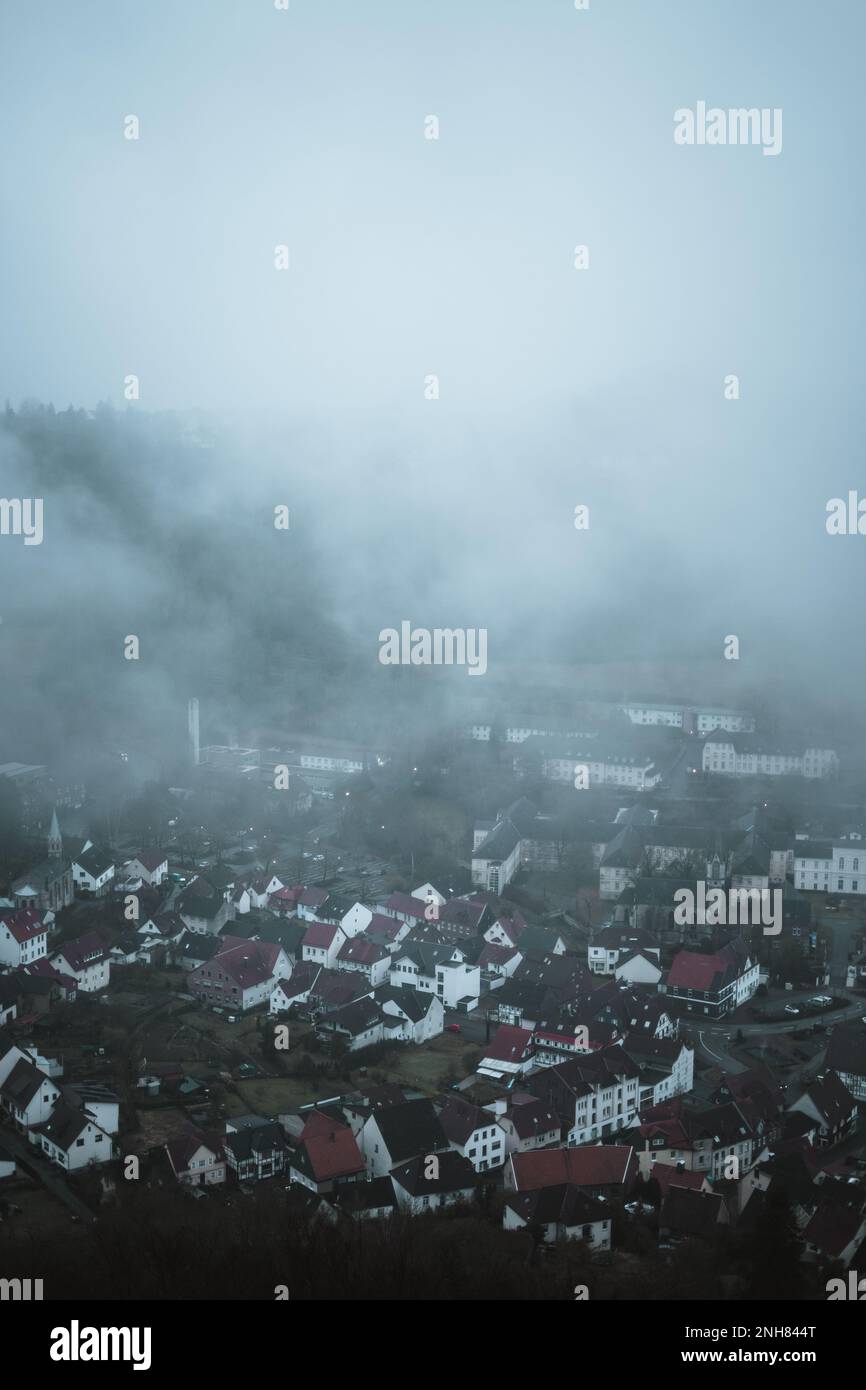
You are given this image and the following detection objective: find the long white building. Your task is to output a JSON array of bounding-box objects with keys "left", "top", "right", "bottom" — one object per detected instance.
[
  {"left": 702, "top": 735, "right": 838, "bottom": 780},
  {"left": 794, "top": 836, "right": 866, "bottom": 895}
]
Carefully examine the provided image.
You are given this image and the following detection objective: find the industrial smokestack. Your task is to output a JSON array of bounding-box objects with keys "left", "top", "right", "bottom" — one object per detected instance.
[{"left": 188, "top": 697, "right": 200, "bottom": 766}]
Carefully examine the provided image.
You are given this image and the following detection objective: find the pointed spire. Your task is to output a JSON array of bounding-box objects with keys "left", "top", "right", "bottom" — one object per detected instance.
[{"left": 48, "top": 808, "right": 62, "bottom": 858}]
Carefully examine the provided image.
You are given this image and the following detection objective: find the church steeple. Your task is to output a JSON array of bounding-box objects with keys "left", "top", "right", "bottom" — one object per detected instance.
[{"left": 47, "top": 808, "right": 62, "bottom": 858}]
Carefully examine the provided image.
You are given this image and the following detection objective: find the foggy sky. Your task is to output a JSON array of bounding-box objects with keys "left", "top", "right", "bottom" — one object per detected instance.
[{"left": 1, "top": 0, "right": 865, "bottom": 770}]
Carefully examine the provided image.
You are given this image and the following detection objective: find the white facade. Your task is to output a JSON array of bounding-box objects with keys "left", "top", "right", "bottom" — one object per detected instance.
[
  {"left": 341, "top": 903, "right": 373, "bottom": 938},
  {"left": 568, "top": 1072, "right": 641, "bottom": 1146},
  {"left": 390, "top": 1175, "right": 475, "bottom": 1214},
  {"left": 51, "top": 949, "right": 110, "bottom": 993},
  {"left": 703, "top": 739, "right": 839, "bottom": 780},
  {"left": 452, "top": 1120, "right": 507, "bottom": 1173},
  {"left": 436, "top": 959, "right": 481, "bottom": 1011},
  {"left": 302, "top": 924, "right": 346, "bottom": 969},
  {"left": 0, "top": 915, "right": 48, "bottom": 968},
  {"left": 795, "top": 842, "right": 866, "bottom": 896},
  {"left": 614, "top": 952, "right": 662, "bottom": 986},
  {"left": 535, "top": 751, "right": 660, "bottom": 790},
  {"left": 125, "top": 856, "right": 168, "bottom": 886},
  {"left": 379, "top": 993, "right": 444, "bottom": 1043},
  {"left": 40, "top": 1118, "right": 114, "bottom": 1170}
]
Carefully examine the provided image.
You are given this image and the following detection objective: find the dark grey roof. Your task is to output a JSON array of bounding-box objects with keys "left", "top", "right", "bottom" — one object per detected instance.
[
  {"left": 390, "top": 1149, "right": 477, "bottom": 1196},
  {"left": 372, "top": 1099, "right": 447, "bottom": 1164},
  {"left": 37, "top": 1099, "right": 91, "bottom": 1150}
]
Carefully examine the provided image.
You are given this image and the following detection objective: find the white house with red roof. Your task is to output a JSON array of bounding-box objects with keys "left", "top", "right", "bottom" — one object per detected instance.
[
  {"left": 0, "top": 907, "right": 49, "bottom": 968},
  {"left": 269, "top": 884, "right": 302, "bottom": 916},
  {"left": 483, "top": 912, "right": 527, "bottom": 950},
  {"left": 365, "top": 913, "right": 412, "bottom": 953},
  {"left": 289, "top": 1111, "right": 366, "bottom": 1194},
  {"left": 302, "top": 920, "right": 346, "bottom": 969},
  {"left": 335, "top": 936, "right": 391, "bottom": 986},
  {"left": 297, "top": 888, "right": 331, "bottom": 922},
  {"left": 662, "top": 940, "right": 759, "bottom": 1018},
  {"left": 51, "top": 931, "right": 110, "bottom": 992},
  {"left": 477, "top": 942, "right": 522, "bottom": 979},
  {"left": 166, "top": 1129, "right": 226, "bottom": 1186},
  {"left": 125, "top": 851, "right": 169, "bottom": 886},
  {"left": 247, "top": 873, "right": 283, "bottom": 910},
  {"left": 379, "top": 891, "right": 429, "bottom": 927},
  {"left": 478, "top": 1025, "right": 535, "bottom": 1081},
  {"left": 189, "top": 940, "right": 291, "bottom": 1011}
]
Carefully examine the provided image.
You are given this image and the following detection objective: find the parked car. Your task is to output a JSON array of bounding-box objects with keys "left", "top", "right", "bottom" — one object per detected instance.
[
  {"left": 784, "top": 1005, "right": 800, "bottom": 1015},
  {"left": 445, "top": 1023, "right": 461, "bottom": 1034}
]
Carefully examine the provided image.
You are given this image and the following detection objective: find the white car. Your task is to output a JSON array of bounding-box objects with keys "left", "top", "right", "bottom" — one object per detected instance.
[{"left": 784, "top": 1005, "right": 800, "bottom": 1015}]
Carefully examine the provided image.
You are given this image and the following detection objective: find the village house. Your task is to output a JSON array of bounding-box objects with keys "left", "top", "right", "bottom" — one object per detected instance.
[
  {"left": 390, "top": 1151, "right": 478, "bottom": 1214},
  {"left": 527, "top": 1048, "right": 642, "bottom": 1145},
  {"left": 506, "top": 1144, "right": 637, "bottom": 1199},
  {"left": 477, "top": 1024, "right": 535, "bottom": 1082},
  {"left": 246, "top": 873, "right": 284, "bottom": 910},
  {"left": 0, "top": 1057, "right": 61, "bottom": 1130},
  {"left": 335, "top": 936, "right": 391, "bottom": 986},
  {"left": 302, "top": 920, "right": 347, "bottom": 969},
  {"left": 660, "top": 940, "right": 759, "bottom": 1018},
  {"left": 588, "top": 925, "right": 661, "bottom": 976},
  {"left": 361, "top": 1097, "right": 448, "bottom": 1178},
  {"left": 438, "top": 1096, "right": 507, "bottom": 1173},
  {"left": 487, "top": 1094, "right": 562, "bottom": 1153},
  {"left": 787, "top": 1072, "right": 858, "bottom": 1148},
  {"left": 189, "top": 939, "right": 291, "bottom": 1011},
  {"left": 72, "top": 846, "right": 115, "bottom": 898},
  {"left": 825, "top": 1023, "right": 866, "bottom": 1100},
  {"left": 124, "top": 850, "right": 169, "bottom": 886},
  {"left": 0, "top": 907, "right": 49, "bottom": 968},
  {"left": 37, "top": 1100, "right": 115, "bottom": 1170},
  {"left": 316, "top": 996, "right": 387, "bottom": 1051},
  {"left": 503, "top": 1185, "right": 612, "bottom": 1248},
  {"left": 373, "top": 984, "right": 445, "bottom": 1043},
  {"left": 165, "top": 1129, "right": 226, "bottom": 1186},
  {"left": 223, "top": 1120, "right": 289, "bottom": 1183},
  {"left": 177, "top": 878, "right": 234, "bottom": 935},
  {"left": 288, "top": 1111, "right": 366, "bottom": 1194},
  {"left": 269, "top": 962, "right": 321, "bottom": 1014},
  {"left": 51, "top": 931, "right": 110, "bottom": 993},
  {"left": 296, "top": 888, "right": 331, "bottom": 922}
]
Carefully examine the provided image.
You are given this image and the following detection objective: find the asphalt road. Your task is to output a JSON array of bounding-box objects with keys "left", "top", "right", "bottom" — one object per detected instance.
[{"left": 0, "top": 1127, "right": 95, "bottom": 1223}]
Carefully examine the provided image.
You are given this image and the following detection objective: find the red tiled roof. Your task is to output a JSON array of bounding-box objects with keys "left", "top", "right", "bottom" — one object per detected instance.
[
  {"left": 166, "top": 1130, "right": 222, "bottom": 1175},
  {"left": 666, "top": 944, "right": 746, "bottom": 992},
  {"left": 0, "top": 908, "right": 48, "bottom": 943},
  {"left": 338, "top": 938, "right": 387, "bottom": 965},
  {"left": 650, "top": 1161, "right": 707, "bottom": 1198},
  {"left": 302, "top": 1127, "right": 365, "bottom": 1182},
  {"left": 483, "top": 1024, "right": 533, "bottom": 1063},
  {"left": 804, "top": 1201, "right": 865, "bottom": 1258},
  {"left": 385, "top": 892, "right": 428, "bottom": 919},
  {"left": 209, "top": 941, "right": 284, "bottom": 989},
  {"left": 303, "top": 921, "right": 340, "bottom": 949},
  {"left": 54, "top": 930, "right": 108, "bottom": 972},
  {"left": 512, "top": 1145, "right": 634, "bottom": 1191}
]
